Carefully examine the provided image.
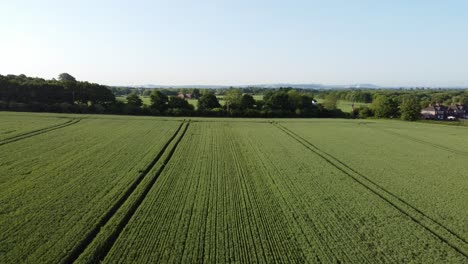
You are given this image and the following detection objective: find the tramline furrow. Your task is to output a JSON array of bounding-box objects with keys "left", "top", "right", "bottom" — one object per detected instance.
[
  {"left": 112, "top": 142, "right": 186, "bottom": 260},
  {"left": 1, "top": 120, "right": 160, "bottom": 192},
  {"left": 127, "top": 143, "right": 195, "bottom": 261},
  {"left": 2, "top": 122, "right": 178, "bottom": 248},
  {"left": 0, "top": 118, "right": 81, "bottom": 146},
  {"left": 148, "top": 122, "right": 210, "bottom": 262},
  {"left": 248, "top": 131, "right": 359, "bottom": 263},
  {"left": 376, "top": 127, "right": 468, "bottom": 157},
  {"left": 280, "top": 122, "right": 468, "bottom": 249},
  {"left": 120, "top": 123, "right": 194, "bottom": 262},
  {"left": 265, "top": 146, "right": 385, "bottom": 263},
  {"left": 250, "top": 123, "right": 405, "bottom": 262},
  {"left": 274, "top": 122, "right": 468, "bottom": 258},
  {"left": 68, "top": 121, "right": 189, "bottom": 263}
]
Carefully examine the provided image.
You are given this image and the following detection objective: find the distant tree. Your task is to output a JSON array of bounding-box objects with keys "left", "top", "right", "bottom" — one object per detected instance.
[
  {"left": 323, "top": 94, "right": 338, "bottom": 110},
  {"left": 198, "top": 92, "right": 220, "bottom": 111},
  {"left": 265, "top": 90, "right": 292, "bottom": 112},
  {"left": 126, "top": 93, "right": 143, "bottom": 107},
  {"left": 150, "top": 90, "right": 168, "bottom": 112},
  {"left": 358, "top": 106, "right": 374, "bottom": 118},
  {"left": 420, "top": 99, "right": 431, "bottom": 109},
  {"left": 58, "top": 73, "right": 77, "bottom": 82},
  {"left": 241, "top": 94, "right": 256, "bottom": 109},
  {"left": 58, "top": 73, "right": 77, "bottom": 103},
  {"left": 372, "top": 95, "right": 399, "bottom": 118},
  {"left": 224, "top": 89, "right": 243, "bottom": 111},
  {"left": 167, "top": 96, "right": 193, "bottom": 110},
  {"left": 142, "top": 89, "right": 152, "bottom": 96},
  {"left": 192, "top": 89, "right": 201, "bottom": 99},
  {"left": 400, "top": 96, "right": 421, "bottom": 121}
]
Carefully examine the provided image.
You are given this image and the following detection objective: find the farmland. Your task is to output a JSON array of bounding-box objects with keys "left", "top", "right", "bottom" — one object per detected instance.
[{"left": 0, "top": 112, "right": 467, "bottom": 263}]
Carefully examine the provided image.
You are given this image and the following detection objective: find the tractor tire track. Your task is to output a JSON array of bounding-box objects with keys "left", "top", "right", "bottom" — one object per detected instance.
[
  {"left": 278, "top": 123, "right": 468, "bottom": 245},
  {"left": 63, "top": 121, "right": 188, "bottom": 264},
  {"left": 0, "top": 118, "right": 81, "bottom": 146},
  {"left": 374, "top": 127, "right": 468, "bottom": 157},
  {"left": 273, "top": 122, "right": 468, "bottom": 259},
  {"left": 95, "top": 121, "right": 190, "bottom": 263}
]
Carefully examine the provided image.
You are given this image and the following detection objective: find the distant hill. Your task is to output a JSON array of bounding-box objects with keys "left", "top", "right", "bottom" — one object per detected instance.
[{"left": 117, "top": 83, "right": 382, "bottom": 89}]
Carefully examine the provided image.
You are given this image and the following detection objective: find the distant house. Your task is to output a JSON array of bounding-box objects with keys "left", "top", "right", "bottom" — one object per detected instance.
[
  {"left": 177, "top": 93, "right": 193, "bottom": 99},
  {"left": 447, "top": 104, "right": 467, "bottom": 119},
  {"left": 421, "top": 104, "right": 466, "bottom": 120}
]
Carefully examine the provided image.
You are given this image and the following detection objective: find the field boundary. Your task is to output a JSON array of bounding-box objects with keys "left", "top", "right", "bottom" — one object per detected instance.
[
  {"left": 64, "top": 120, "right": 190, "bottom": 264},
  {"left": 273, "top": 122, "right": 468, "bottom": 258},
  {"left": 0, "top": 118, "right": 81, "bottom": 146}
]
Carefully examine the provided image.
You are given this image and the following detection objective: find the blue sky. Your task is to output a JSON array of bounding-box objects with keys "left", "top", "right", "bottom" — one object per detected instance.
[{"left": 1, "top": 0, "right": 467, "bottom": 86}]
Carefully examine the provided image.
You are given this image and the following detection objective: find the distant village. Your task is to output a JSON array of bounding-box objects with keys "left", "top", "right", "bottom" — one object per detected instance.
[{"left": 421, "top": 104, "right": 467, "bottom": 120}]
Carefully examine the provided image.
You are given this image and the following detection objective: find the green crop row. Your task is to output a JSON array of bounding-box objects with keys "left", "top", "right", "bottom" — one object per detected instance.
[
  {"left": 1, "top": 113, "right": 467, "bottom": 263},
  {"left": 0, "top": 117, "right": 181, "bottom": 263},
  {"left": 101, "top": 121, "right": 467, "bottom": 263},
  {"left": 282, "top": 119, "right": 468, "bottom": 242}
]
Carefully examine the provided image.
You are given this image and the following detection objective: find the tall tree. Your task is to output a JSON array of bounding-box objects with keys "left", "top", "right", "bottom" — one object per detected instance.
[
  {"left": 58, "top": 73, "right": 77, "bottom": 103},
  {"left": 192, "top": 89, "right": 201, "bottom": 99},
  {"left": 400, "top": 96, "right": 421, "bottom": 121},
  {"left": 126, "top": 93, "right": 143, "bottom": 107},
  {"left": 323, "top": 94, "right": 338, "bottom": 110},
  {"left": 168, "top": 96, "right": 193, "bottom": 110},
  {"left": 224, "top": 89, "right": 242, "bottom": 111},
  {"left": 265, "top": 91, "right": 291, "bottom": 111},
  {"left": 198, "top": 92, "right": 220, "bottom": 111},
  {"left": 150, "top": 90, "right": 168, "bottom": 112},
  {"left": 58, "top": 73, "right": 76, "bottom": 82},
  {"left": 241, "top": 94, "right": 256, "bottom": 109},
  {"left": 372, "top": 95, "right": 399, "bottom": 118}
]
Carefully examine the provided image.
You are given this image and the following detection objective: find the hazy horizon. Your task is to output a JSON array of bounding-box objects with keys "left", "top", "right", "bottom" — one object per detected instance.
[{"left": 1, "top": 0, "right": 468, "bottom": 87}]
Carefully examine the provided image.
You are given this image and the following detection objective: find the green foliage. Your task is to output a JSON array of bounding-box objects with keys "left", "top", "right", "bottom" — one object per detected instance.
[
  {"left": 241, "top": 94, "right": 256, "bottom": 109},
  {"left": 167, "top": 96, "right": 194, "bottom": 111},
  {"left": 58, "top": 73, "right": 77, "bottom": 82},
  {"left": 323, "top": 94, "right": 338, "bottom": 110},
  {"left": 400, "top": 96, "right": 422, "bottom": 121},
  {"left": 372, "top": 95, "right": 399, "bottom": 118},
  {"left": 192, "top": 88, "right": 201, "bottom": 99},
  {"left": 223, "top": 89, "right": 243, "bottom": 111},
  {"left": 126, "top": 93, "right": 143, "bottom": 107},
  {"left": 0, "top": 73, "right": 115, "bottom": 108},
  {"left": 357, "top": 106, "right": 374, "bottom": 118},
  {"left": 265, "top": 90, "right": 292, "bottom": 111},
  {"left": 149, "top": 90, "right": 168, "bottom": 112},
  {"left": 198, "top": 92, "right": 221, "bottom": 111}
]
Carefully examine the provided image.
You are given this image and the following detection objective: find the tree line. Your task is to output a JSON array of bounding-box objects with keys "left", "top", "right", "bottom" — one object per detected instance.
[
  {"left": 317, "top": 88, "right": 468, "bottom": 121},
  {"left": 2, "top": 73, "right": 466, "bottom": 120},
  {"left": 0, "top": 74, "right": 343, "bottom": 117},
  {"left": 120, "top": 88, "right": 344, "bottom": 117},
  {"left": 0, "top": 73, "right": 115, "bottom": 113}
]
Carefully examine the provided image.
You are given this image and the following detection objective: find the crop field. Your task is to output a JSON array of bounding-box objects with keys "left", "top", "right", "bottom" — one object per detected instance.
[{"left": 0, "top": 113, "right": 467, "bottom": 263}]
